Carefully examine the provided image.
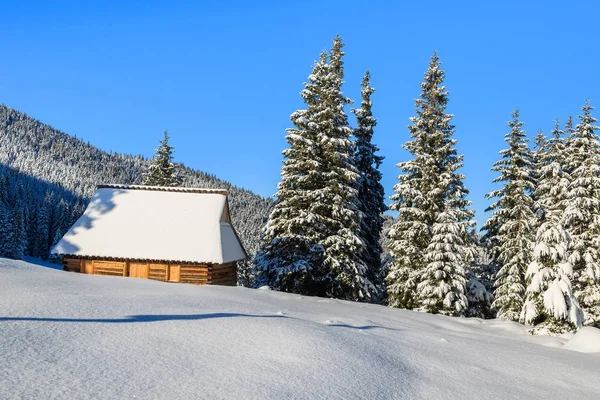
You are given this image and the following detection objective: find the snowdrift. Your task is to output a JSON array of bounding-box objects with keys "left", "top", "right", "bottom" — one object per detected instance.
[
  {"left": 1, "top": 258, "right": 599, "bottom": 399},
  {"left": 563, "top": 327, "right": 600, "bottom": 353}
]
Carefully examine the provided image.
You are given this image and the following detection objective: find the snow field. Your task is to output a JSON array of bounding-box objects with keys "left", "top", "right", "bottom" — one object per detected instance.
[{"left": 1, "top": 258, "right": 599, "bottom": 399}]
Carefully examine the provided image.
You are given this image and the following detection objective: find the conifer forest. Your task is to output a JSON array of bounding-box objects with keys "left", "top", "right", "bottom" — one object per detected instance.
[{"left": 2, "top": 35, "right": 599, "bottom": 335}]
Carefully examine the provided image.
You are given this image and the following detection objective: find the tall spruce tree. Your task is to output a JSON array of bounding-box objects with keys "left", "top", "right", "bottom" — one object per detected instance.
[
  {"left": 256, "top": 37, "right": 372, "bottom": 301},
  {"left": 255, "top": 52, "right": 329, "bottom": 294},
  {"left": 387, "top": 53, "right": 474, "bottom": 310},
  {"left": 351, "top": 71, "right": 386, "bottom": 298},
  {"left": 143, "top": 130, "right": 182, "bottom": 187},
  {"left": 563, "top": 101, "right": 600, "bottom": 327},
  {"left": 483, "top": 110, "right": 535, "bottom": 321},
  {"left": 521, "top": 120, "right": 583, "bottom": 333}
]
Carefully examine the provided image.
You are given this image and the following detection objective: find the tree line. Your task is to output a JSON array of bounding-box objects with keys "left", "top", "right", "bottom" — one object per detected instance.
[
  {"left": 482, "top": 106, "right": 600, "bottom": 332},
  {"left": 254, "top": 36, "right": 599, "bottom": 333}
]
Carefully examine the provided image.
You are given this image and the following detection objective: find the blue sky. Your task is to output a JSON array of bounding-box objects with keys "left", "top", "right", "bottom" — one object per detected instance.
[{"left": 1, "top": 1, "right": 599, "bottom": 227}]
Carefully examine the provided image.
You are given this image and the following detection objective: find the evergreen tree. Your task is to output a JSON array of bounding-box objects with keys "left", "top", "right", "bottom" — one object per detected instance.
[
  {"left": 530, "top": 131, "right": 547, "bottom": 217},
  {"left": 521, "top": 120, "right": 583, "bottom": 333},
  {"left": 466, "top": 243, "right": 496, "bottom": 319},
  {"left": 46, "top": 193, "right": 63, "bottom": 251},
  {"left": 34, "top": 200, "right": 50, "bottom": 259},
  {"left": 418, "top": 203, "right": 469, "bottom": 315},
  {"left": 532, "top": 131, "right": 547, "bottom": 165},
  {"left": 483, "top": 110, "right": 535, "bottom": 321},
  {"left": 255, "top": 51, "right": 331, "bottom": 295},
  {"left": 0, "top": 201, "right": 13, "bottom": 257},
  {"left": 563, "top": 101, "right": 600, "bottom": 327},
  {"left": 8, "top": 205, "right": 27, "bottom": 259},
  {"left": 143, "top": 130, "right": 182, "bottom": 187},
  {"left": 379, "top": 214, "right": 395, "bottom": 298},
  {"left": 350, "top": 71, "right": 386, "bottom": 298},
  {"left": 256, "top": 37, "right": 372, "bottom": 300},
  {"left": 387, "top": 53, "right": 474, "bottom": 310},
  {"left": 236, "top": 259, "right": 255, "bottom": 288},
  {"left": 562, "top": 115, "right": 576, "bottom": 175}
]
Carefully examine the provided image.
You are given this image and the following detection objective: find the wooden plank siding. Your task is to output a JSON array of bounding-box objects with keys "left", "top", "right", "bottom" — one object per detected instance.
[
  {"left": 168, "top": 265, "right": 181, "bottom": 282},
  {"left": 62, "top": 257, "right": 237, "bottom": 286},
  {"left": 92, "top": 260, "right": 126, "bottom": 277},
  {"left": 208, "top": 263, "right": 237, "bottom": 286},
  {"left": 148, "top": 264, "right": 168, "bottom": 281},
  {"left": 179, "top": 265, "right": 209, "bottom": 284},
  {"left": 83, "top": 260, "right": 94, "bottom": 274},
  {"left": 63, "top": 258, "right": 82, "bottom": 273},
  {"left": 129, "top": 262, "right": 149, "bottom": 279}
]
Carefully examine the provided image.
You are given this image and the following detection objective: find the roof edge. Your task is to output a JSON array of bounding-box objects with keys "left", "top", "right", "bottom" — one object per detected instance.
[
  {"left": 223, "top": 198, "right": 248, "bottom": 259},
  {"left": 97, "top": 184, "right": 228, "bottom": 195},
  {"left": 54, "top": 254, "right": 245, "bottom": 265}
]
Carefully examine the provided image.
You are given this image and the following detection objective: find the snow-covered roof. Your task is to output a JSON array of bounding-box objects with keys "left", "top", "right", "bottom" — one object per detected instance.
[{"left": 52, "top": 185, "right": 247, "bottom": 264}]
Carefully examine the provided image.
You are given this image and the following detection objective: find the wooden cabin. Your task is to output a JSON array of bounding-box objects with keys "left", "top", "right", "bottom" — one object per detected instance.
[{"left": 51, "top": 184, "right": 247, "bottom": 286}]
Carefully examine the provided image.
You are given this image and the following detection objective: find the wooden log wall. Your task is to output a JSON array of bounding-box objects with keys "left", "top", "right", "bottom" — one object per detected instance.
[
  {"left": 179, "top": 265, "right": 209, "bottom": 284},
  {"left": 129, "top": 262, "right": 149, "bottom": 279},
  {"left": 148, "top": 264, "right": 168, "bottom": 281},
  {"left": 208, "top": 263, "right": 237, "bottom": 286},
  {"left": 92, "top": 260, "right": 126, "bottom": 277},
  {"left": 63, "top": 258, "right": 82, "bottom": 273},
  {"left": 62, "top": 257, "right": 237, "bottom": 286}
]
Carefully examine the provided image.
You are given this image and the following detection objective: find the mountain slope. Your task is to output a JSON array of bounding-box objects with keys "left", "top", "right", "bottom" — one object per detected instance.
[
  {"left": 0, "top": 105, "right": 272, "bottom": 271},
  {"left": 1, "top": 258, "right": 599, "bottom": 399}
]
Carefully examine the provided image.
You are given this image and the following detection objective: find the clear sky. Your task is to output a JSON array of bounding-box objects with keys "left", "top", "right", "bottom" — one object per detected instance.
[{"left": 1, "top": 1, "right": 599, "bottom": 227}]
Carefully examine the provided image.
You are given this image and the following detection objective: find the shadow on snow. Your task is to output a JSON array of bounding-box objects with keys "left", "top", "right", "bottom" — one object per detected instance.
[{"left": 0, "top": 312, "right": 288, "bottom": 324}]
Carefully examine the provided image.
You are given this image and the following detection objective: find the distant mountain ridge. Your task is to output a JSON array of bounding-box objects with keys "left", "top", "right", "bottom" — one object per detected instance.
[{"left": 0, "top": 104, "right": 272, "bottom": 272}]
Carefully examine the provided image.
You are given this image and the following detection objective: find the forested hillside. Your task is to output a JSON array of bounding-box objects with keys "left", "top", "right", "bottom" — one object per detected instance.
[{"left": 0, "top": 104, "right": 273, "bottom": 272}]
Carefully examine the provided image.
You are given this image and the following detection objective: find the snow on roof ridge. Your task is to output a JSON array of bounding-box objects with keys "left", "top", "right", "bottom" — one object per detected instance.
[{"left": 97, "top": 184, "right": 228, "bottom": 195}]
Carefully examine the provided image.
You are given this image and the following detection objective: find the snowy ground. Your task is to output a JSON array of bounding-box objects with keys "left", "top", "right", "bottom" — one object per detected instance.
[{"left": 1, "top": 258, "right": 599, "bottom": 400}]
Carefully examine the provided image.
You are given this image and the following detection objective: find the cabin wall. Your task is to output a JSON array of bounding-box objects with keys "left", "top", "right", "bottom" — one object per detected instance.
[
  {"left": 209, "top": 262, "right": 237, "bottom": 286},
  {"left": 62, "top": 257, "right": 237, "bottom": 286}
]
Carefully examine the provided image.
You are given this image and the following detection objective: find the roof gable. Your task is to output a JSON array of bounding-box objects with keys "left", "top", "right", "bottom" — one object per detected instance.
[{"left": 52, "top": 186, "right": 246, "bottom": 264}]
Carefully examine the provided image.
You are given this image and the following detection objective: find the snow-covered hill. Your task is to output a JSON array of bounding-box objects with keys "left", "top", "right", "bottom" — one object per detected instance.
[
  {"left": 1, "top": 258, "right": 599, "bottom": 400},
  {"left": 0, "top": 104, "right": 273, "bottom": 263}
]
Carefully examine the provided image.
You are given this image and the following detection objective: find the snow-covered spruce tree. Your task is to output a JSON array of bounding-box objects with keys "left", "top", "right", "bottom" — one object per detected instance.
[
  {"left": 254, "top": 53, "right": 329, "bottom": 294},
  {"left": 521, "top": 120, "right": 583, "bottom": 333},
  {"left": 9, "top": 204, "right": 27, "bottom": 259},
  {"left": 530, "top": 131, "right": 547, "bottom": 220},
  {"left": 467, "top": 240, "right": 496, "bottom": 318},
  {"left": 0, "top": 202, "right": 13, "bottom": 257},
  {"left": 562, "top": 116, "right": 575, "bottom": 175},
  {"left": 418, "top": 202, "right": 469, "bottom": 316},
  {"left": 379, "top": 214, "right": 395, "bottom": 302},
  {"left": 321, "top": 36, "right": 374, "bottom": 300},
  {"left": 532, "top": 131, "right": 547, "bottom": 170},
  {"left": 563, "top": 101, "right": 600, "bottom": 327},
  {"left": 142, "top": 130, "right": 182, "bottom": 187},
  {"left": 350, "top": 71, "right": 386, "bottom": 299},
  {"left": 483, "top": 110, "right": 535, "bottom": 321},
  {"left": 256, "top": 37, "right": 373, "bottom": 301},
  {"left": 387, "top": 53, "right": 474, "bottom": 310}
]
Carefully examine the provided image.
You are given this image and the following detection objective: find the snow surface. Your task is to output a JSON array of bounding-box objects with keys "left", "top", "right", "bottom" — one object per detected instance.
[
  {"left": 52, "top": 187, "right": 246, "bottom": 264},
  {"left": 1, "top": 258, "right": 599, "bottom": 400},
  {"left": 563, "top": 327, "right": 600, "bottom": 353}
]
